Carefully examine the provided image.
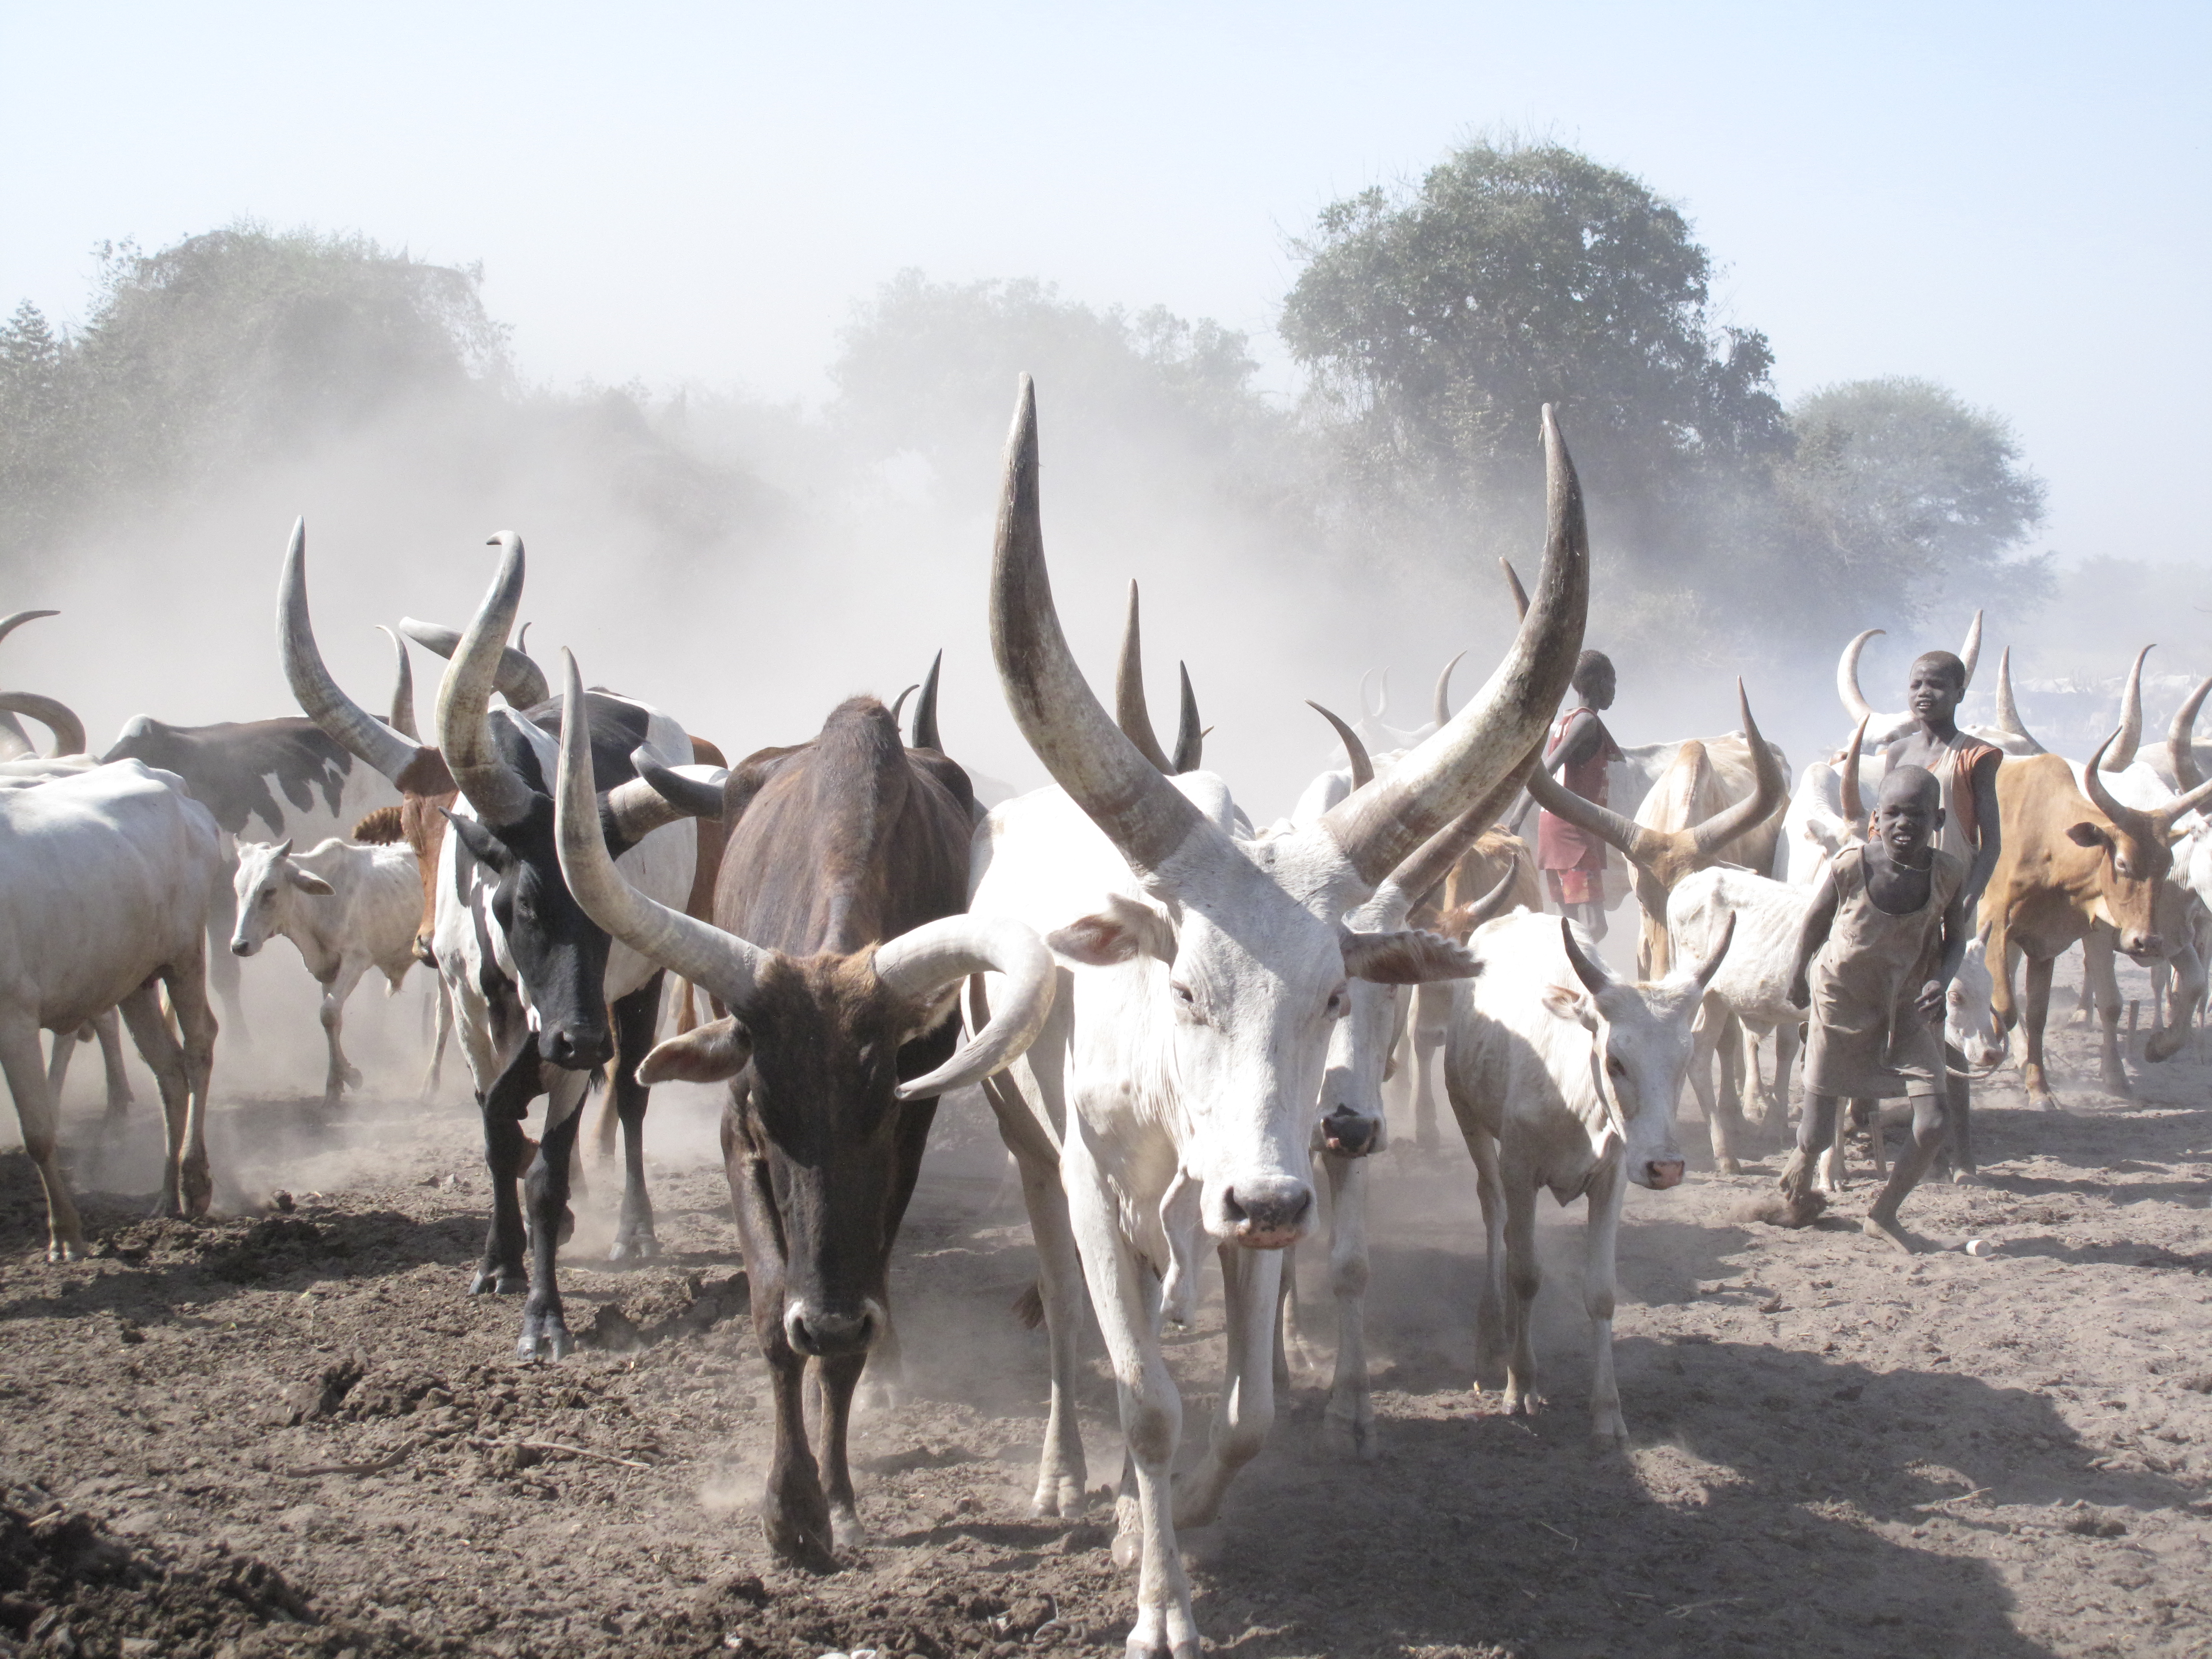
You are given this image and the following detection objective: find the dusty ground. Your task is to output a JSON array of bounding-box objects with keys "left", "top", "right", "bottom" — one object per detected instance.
[{"left": 0, "top": 958, "right": 2206, "bottom": 1659}]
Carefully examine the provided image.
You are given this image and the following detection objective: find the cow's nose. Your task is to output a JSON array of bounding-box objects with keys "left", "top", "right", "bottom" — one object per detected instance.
[
  {"left": 2123, "top": 932, "right": 2161, "bottom": 959},
  {"left": 1644, "top": 1159, "right": 1686, "bottom": 1190},
  {"left": 229, "top": 940, "right": 254, "bottom": 957},
  {"left": 412, "top": 935, "right": 437, "bottom": 968},
  {"left": 1320, "top": 1104, "right": 1381, "bottom": 1158},
  {"left": 539, "top": 1025, "right": 612, "bottom": 1070},
  {"left": 783, "top": 1299, "right": 876, "bottom": 1358},
  {"left": 1223, "top": 1179, "right": 1313, "bottom": 1246}
]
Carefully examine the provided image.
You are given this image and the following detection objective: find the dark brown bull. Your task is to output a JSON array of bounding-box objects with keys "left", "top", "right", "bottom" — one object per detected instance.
[{"left": 551, "top": 652, "right": 1055, "bottom": 1570}]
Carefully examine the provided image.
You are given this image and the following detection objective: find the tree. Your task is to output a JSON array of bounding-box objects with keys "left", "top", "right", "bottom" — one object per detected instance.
[
  {"left": 1282, "top": 138, "right": 1788, "bottom": 541},
  {"left": 1773, "top": 378, "right": 2050, "bottom": 624}
]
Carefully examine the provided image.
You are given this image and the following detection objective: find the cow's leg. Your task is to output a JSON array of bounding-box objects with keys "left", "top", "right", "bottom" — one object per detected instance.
[
  {"left": 1500, "top": 1170, "right": 1543, "bottom": 1415},
  {"left": 1409, "top": 982, "right": 1447, "bottom": 1154},
  {"left": 418, "top": 978, "right": 452, "bottom": 1101},
  {"left": 1816, "top": 1097, "right": 1849, "bottom": 1194},
  {"left": 516, "top": 1068, "right": 590, "bottom": 1359},
  {"left": 1444, "top": 1069, "right": 1508, "bottom": 1391},
  {"left": 1863, "top": 1086, "right": 1947, "bottom": 1254},
  {"left": 318, "top": 956, "right": 373, "bottom": 1107},
  {"left": 164, "top": 952, "right": 218, "bottom": 1220},
  {"left": 0, "top": 1017, "right": 83, "bottom": 1261},
  {"left": 94, "top": 1010, "right": 134, "bottom": 1126},
  {"left": 1944, "top": 1046, "right": 1977, "bottom": 1182},
  {"left": 1685, "top": 1002, "right": 1734, "bottom": 1172},
  {"left": 2146, "top": 942, "right": 2205, "bottom": 1063},
  {"left": 205, "top": 884, "right": 250, "bottom": 1048},
  {"left": 115, "top": 980, "right": 193, "bottom": 1219},
  {"left": 1714, "top": 1012, "right": 1748, "bottom": 1170},
  {"left": 1582, "top": 1161, "right": 1628, "bottom": 1442},
  {"left": 2083, "top": 932, "right": 2130, "bottom": 1097},
  {"left": 2020, "top": 954, "right": 2059, "bottom": 1111},
  {"left": 606, "top": 973, "right": 665, "bottom": 1262},
  {"left": 471, "top": 1043, "right": 539, "bottom": 1295},
  {"left": 1765, "top": 1022, "right": 1800, "bottom": 1134},
  {"left": 1174, "top": 1241, "right": 1283, "bottom": 1529},
  {"left": 1315, "top": 1150, "right": 1374, "bottom": 1459},
  {"left": 815, "top": 1347, "right": 871, "bottom": 1553},
  {"left": 1063, "top": 1135, "right": 1198, "bottom": 1659}
]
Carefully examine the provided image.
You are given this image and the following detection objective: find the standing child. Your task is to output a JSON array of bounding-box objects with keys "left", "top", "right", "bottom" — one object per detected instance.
[
  {"left": 1536, "top": 650, "right": 1625, "bottom": 941},
  {"left": 1772, "top": 766, "right": 1970, "bottom": 1252},
  {"left": 1882, "top": 648, "right": 2002, "bottom": 1180}
]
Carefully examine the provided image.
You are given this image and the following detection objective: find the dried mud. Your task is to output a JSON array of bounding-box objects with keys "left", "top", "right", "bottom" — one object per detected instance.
[{"left": 0, "top": 960, "right": 2205, "bottom": 1659}]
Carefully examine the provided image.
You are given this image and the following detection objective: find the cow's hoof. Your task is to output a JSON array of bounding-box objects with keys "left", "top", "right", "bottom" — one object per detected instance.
[
  {"left": 761, "top": 1512, "right": 838, "bottom": 1575},
  {"left": 1029, "top": 1474, "right": 1087, "bottom": 1518},
  {"left": 1503, "top": 1387, "right": 1546, "bottom": 1417},
  {"left": 1322, "top": 1406, "right": 1378, "bottom": 1462},
  {"left": 1590, "top": 1415, "right": 1628, "bottom": 1446},
  {"left": 1110, "top": 1525, "right": 1140, "bottom": 1571},
  {"left": 46, "top": 1239, "right": 82, "bottom": 1264},
  {"left": 1717, "top": 1156, "right": 1743, "bottom": 1175},
  {"left": 470, "top": 1266, "right": 527, "bottom": 1296},
  {"left": 831, "top": 1505, "right": 866, "bottom": 1553},
  {"left": 607, "top": 1232, "right": 659, "bottom": 1264},
  {"left": 516, "top": 1321, "right": 573, "bottom": 1362},
  {"left": 1949, "top": 1166, "right": 1981, "bottom": 1186}
]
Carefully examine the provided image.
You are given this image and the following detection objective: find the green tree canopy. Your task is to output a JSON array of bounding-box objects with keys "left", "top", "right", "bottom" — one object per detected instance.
[
  {"left": 1773, "top": 377, "right": 2049, "bottom": 624},
  {"left": 1282, "top": 138, "right": 1787, "bottom": 531}
]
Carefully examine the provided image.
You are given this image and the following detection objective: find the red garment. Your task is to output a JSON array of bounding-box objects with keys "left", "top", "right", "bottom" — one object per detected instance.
[{"left": 1537, "top": 708, "right": 1624, "bottom": 895}]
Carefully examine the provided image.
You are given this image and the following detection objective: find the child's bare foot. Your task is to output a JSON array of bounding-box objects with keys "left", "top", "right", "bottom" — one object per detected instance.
[
  {"left": 1733, "top": 1151, "right": 1829, "bottom": 1227},
  {"left": 1862, "top": 1211, "right": 1927, "bottom": 1254}
]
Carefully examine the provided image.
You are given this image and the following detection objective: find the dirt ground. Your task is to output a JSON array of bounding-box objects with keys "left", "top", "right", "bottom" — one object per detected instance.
[{"left": 0, "top": 956, "right": 2206, "bottom": 1659}]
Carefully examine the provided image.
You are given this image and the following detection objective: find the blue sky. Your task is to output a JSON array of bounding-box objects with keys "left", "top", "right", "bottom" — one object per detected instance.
[{"left": 5, "top": 0, "right": 2206, "bottom": 567}]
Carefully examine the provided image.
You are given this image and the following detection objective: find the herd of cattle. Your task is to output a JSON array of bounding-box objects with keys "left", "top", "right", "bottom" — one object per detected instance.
[{"left": 3, "top": 380, "right": 2206, "bottom": 1655}]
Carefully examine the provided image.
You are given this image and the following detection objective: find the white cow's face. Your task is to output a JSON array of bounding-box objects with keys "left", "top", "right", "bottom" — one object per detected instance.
[
  {"left": 1946, "top": 937, "right": 2002, "bottom": 1068},
  {"left": 229, "top": 840, "right": 330, "bottom": 957},
  {"left": 1545, "top": 969, "right": 1702, "bottom": 1190}
]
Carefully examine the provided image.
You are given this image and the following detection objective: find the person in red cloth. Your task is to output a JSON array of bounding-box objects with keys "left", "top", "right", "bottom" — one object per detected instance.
[{"left": 1537, "top": 651, "right": 1624, "bottom": 940}]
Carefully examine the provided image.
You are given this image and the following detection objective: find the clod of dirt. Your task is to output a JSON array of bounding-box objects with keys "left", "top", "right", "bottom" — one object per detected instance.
[
  {"left": 261, "top": 1351, "right": 367, "bottom": 1427},
  {"left": 1733, "top": 1190, "right": 1827, "bottom": 1228},
  {"left": 577, "top": 1270, "right": 747, "bottom": 1352},
  {"left": 2064, "top": 1513, "right": 2128, "bottom": 1538},
  {"left": 268, "top": 1190, "right": 295, "bottom": 1214}
]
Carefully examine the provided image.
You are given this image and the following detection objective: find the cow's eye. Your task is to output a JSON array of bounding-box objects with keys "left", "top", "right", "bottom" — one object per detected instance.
[
  {"left": 1606, "top": 1055, "right": 1627, "bottom": 1077},
  {"left": 1325, "top": 984, "right": 1350, "bottom": 1019}
]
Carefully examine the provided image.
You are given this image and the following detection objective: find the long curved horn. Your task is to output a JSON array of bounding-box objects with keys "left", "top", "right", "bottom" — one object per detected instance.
[
  {"left": 1319, "top": 405, "right": 1589, "bottom": 888},
  {"left": 1500, "top": 559, "right": 1529, "bottom": 622},
  {"left": 1172, "top": 663, "right": 1202, "bottom": 774},
  {"left": 279, "top": 518, "right": 434, "bottom": 785},
  {"left": 1307, "top": 702, "right": 1373, "bottom": 791},
  {"left": 0, "top": 611, "right": 57, "bottom": 647},
  {"left": 1836, "top": 628, "right": 1883, "bottom": 727},
  {"left": 1839, "top": 714, "right": 1869, "bottom": 826},
  {"left": 433, "top": 533, "right": 536, "bottom": 828},
  {"left": 1692, "top": 684, "right": 1787, "bottom": 858},
  {"left": 1460, "top": 865, "right": 1521, "bottom": 931},
  {"left": 912, "top": 650, "right": 943, "bottom": 752},
  {"left": 1381, "top": 747, "right": 1537, "bottom": 912},
  {"left": 554, "top": 650, "right": 770, "bottom": 1008},
  {"left": 989, "top": 378, "right": 1211, "bottom": 883},
  {"left": 888, "top": 683, "right": 921, "bottom": 726},
  {"left": 1684, "top": 910, "right": 1736, "bottom": 992},
  {"left": 1560, "top": 917, "right": 1613, "bottom": 997},
  {"left": 1994, "top": 647, "right": 2044, "bottom": 752},
  {"left": 2108, "top": 645, "right": 2152, "bottom": 770},
  {"left": 2081, "top": 731, "right": 2154, "bottom": 843},
  {"left": 1525, "top": 758, "right": 1664, "bottom": 866},
  {"left": 398, "top": 619, "right": 550, "bottom": 709},
  {"left": 601, "top": 746, "right": 727, "bottom": 843},
  {"left": 1115, "top": 582, "right": 1175, "bottom": 775},
  {"left": 0, "top": 693, "right": 85, "bottom": 756},
  {"left": 1959, "top": 610, "right": 1983, "bottom": 689},
  {"left": 874, "top": 915, "right": 1056, "bottom": 1099},
  {"left": 377, "top": 625, "right": 418, "bottom": 740},
  {"left": 2168, "top": 675, "right": 2211, "bottom": 793},
  {"left": 1432, "top": 651, "right": 1466, "bottom": 727}
]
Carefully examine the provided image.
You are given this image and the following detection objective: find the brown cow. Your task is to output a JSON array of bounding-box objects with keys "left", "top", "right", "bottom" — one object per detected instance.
[{"left": 1982, "top": 731, "right": 2212, "bottom": 1109}]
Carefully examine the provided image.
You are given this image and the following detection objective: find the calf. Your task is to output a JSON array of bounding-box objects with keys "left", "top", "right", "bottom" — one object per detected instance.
[
  {"left": 1444, "top": 913, "right": 1731, "bottom": 1440},
  {"left": 230, "top": 837, "right": 443, "bottom": 1106}
]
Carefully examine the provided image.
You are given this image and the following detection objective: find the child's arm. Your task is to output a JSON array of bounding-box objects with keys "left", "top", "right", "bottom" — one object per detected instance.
[
  {"left": 1787, "top": 868, "right": 1840, "bottom": 1009},
  {"left": 1541, "top": 709, "right": 1602, "bottom": 775},
  {"left": 1963, "top": 749, "right": 2003, "bottom": 909},
  {"left": 1917, "top": 885, "right": 1972, "bottom": 1022}
]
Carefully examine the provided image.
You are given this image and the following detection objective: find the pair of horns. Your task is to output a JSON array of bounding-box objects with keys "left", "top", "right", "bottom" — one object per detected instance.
[
  {"left": 1116, "top": 585, "right": 1203, "bottom": 775},
  {"left": 0, "top": 611, "right": 77, "bottom": 760},
  {"left": 549, "top": 649, "right": 1054, "bottom": 1100},
  {"left": 1525, "top": 683, "right": 1787, "bottom": 875},
  {"left": 1836, "top": 614, "right": 1984, "bottom": 729},
  {"left": 887, "top": 652, "right": 944, "bottom": 752}
]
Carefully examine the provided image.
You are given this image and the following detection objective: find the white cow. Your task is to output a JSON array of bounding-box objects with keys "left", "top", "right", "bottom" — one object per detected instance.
[
  {"left": 0, "top": 751, "right": 226, "bottom": 1257},
  {"left": 230, "top": 837, "right": 446, "bottom": 1105},
  {"left": 966, "top": 380, "right": 1587, "bottom": 1659},
  {"left": 1443, "top": 912, "right": 1731, "bottom": 1440}
]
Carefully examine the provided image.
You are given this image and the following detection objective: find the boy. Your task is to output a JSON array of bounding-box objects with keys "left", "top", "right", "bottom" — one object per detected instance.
[
  {"left": 1882, "top": 648, "right": 2002, "bottom": 1180},
  {"left": 1536, "top": 650, "right": 1624, "bottom": 941},
  {"left": 1775, "top": 766, "right": 1971, "bottom": 1253}
]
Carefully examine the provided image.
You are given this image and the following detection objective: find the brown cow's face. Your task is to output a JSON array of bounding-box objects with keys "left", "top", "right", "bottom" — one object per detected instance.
[
  {"left": 2069, "top": 820, "right": 2173, "bottom": 957},
  {"left": 401, "top": 789, "right": 459, "bottom": 964}
]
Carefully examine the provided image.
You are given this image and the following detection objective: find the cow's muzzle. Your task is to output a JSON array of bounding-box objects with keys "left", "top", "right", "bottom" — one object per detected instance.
[
  {"left": 1641, "top": 1159, "right": 1686, "bottom": 1191},
  {"left": 539, "top": 1024, "right": 613, "bottom": 1071},
  {"left": 1222, "top": 1177, "right": 1313, "bottom": 1247},
  {"left": 229, "top": 939, "right": 257, "bottom": 958},
  {"left": 782, "top": 1297, "right": 880, "bottom": 1358},
  {"left": 1320, "top": 1104, "right": 1381, "bottom": 1159}
]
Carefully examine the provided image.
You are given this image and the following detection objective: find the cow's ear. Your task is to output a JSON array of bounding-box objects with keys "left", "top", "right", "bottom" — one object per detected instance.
[
  {"left": 1804, "top": 817, "right": 1848, "bottom": 856},
  {"left": 637, "top": 1017, "right": 752, "bottom": 1085},
  {"left": 443, "top": 810, "right": 512, "bottom": 871},
  {"left": 1047, "top": 894, "right": 1174, "bottom": 967},
  {"left": 1340, "top": 927, "right": 1479, "bottom": 984},
  {"left": 2065, "top": 821, "right": 2111, "bottom": 850},
  {"left": 1541, "top": 984, "right": 1599, "bottom": 1030},
  {"left": 286, "top": 869, "right": 336, "bottom": 897}
]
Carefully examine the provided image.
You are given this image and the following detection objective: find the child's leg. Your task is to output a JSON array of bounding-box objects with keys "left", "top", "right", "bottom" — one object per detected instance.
[
  {"left": 1770, "top": 1092, "right": 1838, "bottom": 1223},
  {"left": 1863, "top": 1085, "right": 1946, "bottom": 1254}
]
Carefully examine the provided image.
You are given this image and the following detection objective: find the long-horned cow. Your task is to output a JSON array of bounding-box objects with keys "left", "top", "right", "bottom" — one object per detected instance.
[
  {"left": 552, "top": 653, "right": 1056, "bottom": 1569},
  {"left": 965, "top": 379, "right": 1585, "bottom": 1658}
]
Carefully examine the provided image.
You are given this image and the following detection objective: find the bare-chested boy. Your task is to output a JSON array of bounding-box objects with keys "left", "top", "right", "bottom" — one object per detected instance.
[{"left": 1775, "top": 765, "right": 1971, "bottom": 1253}]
